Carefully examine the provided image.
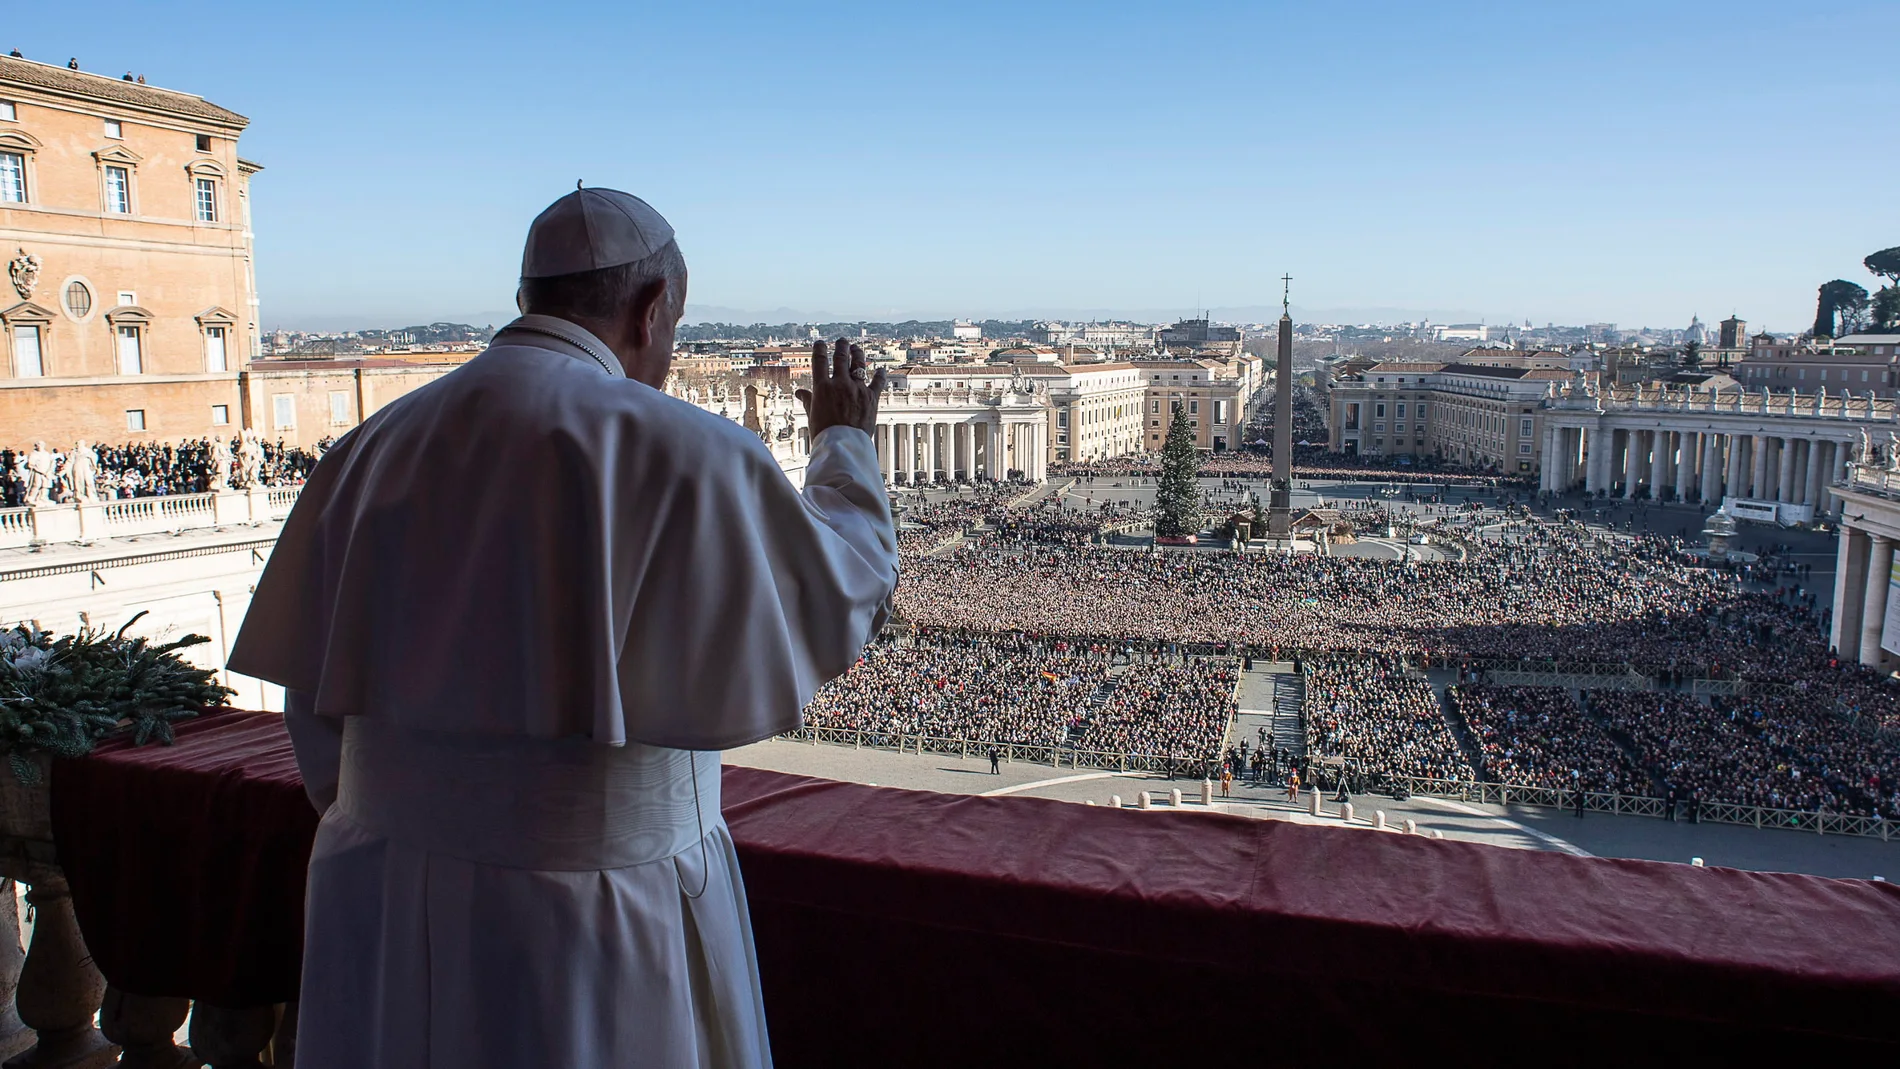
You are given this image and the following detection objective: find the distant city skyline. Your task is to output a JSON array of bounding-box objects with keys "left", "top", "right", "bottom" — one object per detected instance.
[{"left": 10, "top": 1, "right": 1896, "bottom": 333}]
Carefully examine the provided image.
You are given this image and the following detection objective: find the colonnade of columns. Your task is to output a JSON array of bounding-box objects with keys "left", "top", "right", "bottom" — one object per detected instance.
[
  {"left": 1544, "top": 423, "right": 1847, "bottom": 511},
  {"left": 1831, "top": 525, "right": 1896, "bottom": 667},
  {"left": 873, "top": 419, "right": 1048, "bottom": 484}
]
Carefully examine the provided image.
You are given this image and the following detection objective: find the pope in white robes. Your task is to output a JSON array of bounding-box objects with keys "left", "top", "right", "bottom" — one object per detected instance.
[{"left": 227, "top": 187, "right": 897, "bottom": 1068}]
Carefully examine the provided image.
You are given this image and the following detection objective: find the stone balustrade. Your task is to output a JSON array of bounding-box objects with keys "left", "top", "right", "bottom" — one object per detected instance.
[
  {"left": 0, "top": 760, "right": 289, "bottom": 1067},
  {"left": 0, "top": 488, "right": 301, "bottom": 551},
  {"left": 1549, "top": 384, "right": 1899, "bottom": 422}
]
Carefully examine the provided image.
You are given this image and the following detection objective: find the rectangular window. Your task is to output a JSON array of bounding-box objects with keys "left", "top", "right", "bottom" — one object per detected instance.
[
  {"left": 329, "top": 391, "right": 350, "bottom": 424},
  {"left": 1373, "top": 422, "right": 1386, "bottom": 433},
  {"left": 1189, "top": 400, "right": 1199, "bottom": 414},
  {"left": 126, "top": 409, "right": 146, "bottom": 432},
  {"left": 211, "top": 404, "right": 230, "bottom": 426},
  {"left": 1375, "top": 403, "right": 1386, "bottom": 418},
  {"left": 195, "top": 134, "right": 212, "bottom": 152},
  {"left": 1057, "top": 410, "right": 1068, "bottom": 428},
  {"left": 205, "top": 326, "right": 227, "bottom": 372},
  {"left": 1417, "top": 403, "right": 1427, "bottom": 419},
  {"left": 1396, "top": 403, "right": 1406, "bottom": 418},
  {"left": 115, "top": 325, "right": 142, "bottom": 374},
  {"left": 195, "top": 178, "right": 218, "bottom": 222},
  {"left": 1150, "top": 400, "right": 1159, "bottom": 413},
  {"left": 1519, "top": 443, "right": 1533, "bottom": 454},
  {"left": 12, "top": 325, "right": 42, "bottom": 377},
  {"left": 0, "top": 152, "right": 24, "bottom": 202},
  {"left": 273, "top": 394, "right": 296, "bottom": 429},
  {"left": 1521, "top": 418, "right": 1533, "bottom": 438},
  {"left": 1863, "top": 370, "right": 1870, "bottom": 382},
  {"left": 1394, "top": 423, "right": 1406, "bottom": 433},
  {"left": 117, "top": 291, "right": 136, "bottom": 306},
  {"left": 1822, "top": 369, "right": 1829, "bottom": 381},
  {"left": 104, "top": 166, "right": 131, "bottom": 213},
  {"left": 1214, "top": 400, "right": 1226, "bottom": 425},
  {"left": 0, "top": 102, "right": 15, "bottom": 121},
  {"left": 104, "top": 119, "right": 123, "bottom": 139}
]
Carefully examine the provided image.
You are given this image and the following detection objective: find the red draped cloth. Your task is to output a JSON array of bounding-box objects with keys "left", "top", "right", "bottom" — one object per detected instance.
[{"left": 49, "top": 712, "right": 1900, "bottom": 1062}]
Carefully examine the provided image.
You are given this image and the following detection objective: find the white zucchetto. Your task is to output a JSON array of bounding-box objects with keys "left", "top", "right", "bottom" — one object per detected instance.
[{"left": 520, "top": 186, "right": 676, "bottom": 279}]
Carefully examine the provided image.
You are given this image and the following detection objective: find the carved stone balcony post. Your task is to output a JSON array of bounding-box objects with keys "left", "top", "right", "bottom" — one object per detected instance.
[
  {"left": 0, "top": 883, "right": 30, "bottom": 1061},
  {"left": 186, "top": 1004, "right": 278, "bottom": 1069},
  {"left": 98, "top": 987, "right": 192, "bottom": 1069},
  {"left": 4, "top": 875, "right": 113, "bottom": 1069},
  {"left": 0, "top": 757, "right": 115, "bottom": 1069}
]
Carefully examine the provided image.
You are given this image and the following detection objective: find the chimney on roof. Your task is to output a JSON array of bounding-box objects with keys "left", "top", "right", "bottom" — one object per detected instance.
[{"left": 68, "top": 58, "right": 79, "bottom": 69}]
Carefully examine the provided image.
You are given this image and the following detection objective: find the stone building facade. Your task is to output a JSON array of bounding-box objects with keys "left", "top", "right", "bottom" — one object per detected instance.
[
  {"left": 1, "top": 56, "right": 260, "bottom": 444},
  {"left": 1327, "top": 361, "right": 1567, "bottom": 473}
]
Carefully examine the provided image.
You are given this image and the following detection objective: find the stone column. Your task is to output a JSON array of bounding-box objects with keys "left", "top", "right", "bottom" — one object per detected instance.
[
  {"left": 1622, "top": 429, "right": 1642, "bottom": 499},
  {"left": 1674, "top": 431, "right": 1695, "bottom": 502},
  {"left": 1750, "top": 435, "right": 1769, "bottom": 499},
  {"left": 1700, "top": 433, "right": 1721, "bottom": 504},
  {"left": 1585, "top": 428, "right": 1606, "bottom": 494},
  {"left": 1776, "top": 436, "right": 1797, "bottom": 504},
  {"left": 1804, "top": 438, "right": 1826, "bottom": 508},
  {"left": 1859, "top": 535, "right": 1894, "bottom": 667},
  {"left": 1541, "top": 426, "right": 1559, "bottom": 492},
  {"left": 1833, "top": 526, "right": 1870, "bottom": 656},
  {"left": 922, "top": 422, "right": 937, "bottom": 483},
  {"left": 958, "top": 422, "right": 973, "bottom": 481},
  {"left": 1649, "top": 430, "right": 1668, "bottom": 500}
]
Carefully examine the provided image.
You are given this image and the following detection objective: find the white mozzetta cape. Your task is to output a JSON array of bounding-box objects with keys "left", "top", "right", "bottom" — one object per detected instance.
[{"left": 229, "top": 316, "right": 897, "bottom": 750}]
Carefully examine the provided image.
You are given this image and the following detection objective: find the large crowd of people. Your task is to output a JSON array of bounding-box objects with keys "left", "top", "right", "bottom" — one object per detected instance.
[
  {"left": 1590, "top": 690, "right": 1898, "bottom": 819},
  {"left": 2, "top": 437, "right": 326, "bottom": 506},
  {"left": 1451, "top": 684, "right": 1650, "bottom": 795},
  {"left": 800, "top": 631, "right": 1236, "bottom": 762},
  {"left": 1304, "top": 657, "right": 1468, "bottom": 780},
  {"left": 838, "top": 476, "right": 1900, "bottom": 820}
]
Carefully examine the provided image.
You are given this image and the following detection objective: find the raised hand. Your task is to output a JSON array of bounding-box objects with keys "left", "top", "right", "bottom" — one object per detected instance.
[{"left": 795, "top": 337, "right": 888, "bottom": 438}]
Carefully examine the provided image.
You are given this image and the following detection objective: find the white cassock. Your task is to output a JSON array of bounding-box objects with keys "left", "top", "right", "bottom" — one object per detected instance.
[{"left": 227, "top": 314, "right": 897, "bottom": 1068}]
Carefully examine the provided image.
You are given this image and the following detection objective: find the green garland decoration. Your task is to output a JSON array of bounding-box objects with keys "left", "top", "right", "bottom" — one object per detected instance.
[{"left": 0, "top": 612, "right": 233, "bottom": 784}]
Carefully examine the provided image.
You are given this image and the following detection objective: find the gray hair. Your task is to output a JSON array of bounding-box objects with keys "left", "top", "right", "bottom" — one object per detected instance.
[{"left": 517, "top": 240, "right": 687, "bottom": 322}]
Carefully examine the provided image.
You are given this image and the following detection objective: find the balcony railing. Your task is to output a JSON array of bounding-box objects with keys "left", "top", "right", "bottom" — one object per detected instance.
[
  {"left": 0, "top": 486, "right": 302, "bottom": 549},
  {"left": 0, "top": 711, "right": 1889, "bottom": 1065}
]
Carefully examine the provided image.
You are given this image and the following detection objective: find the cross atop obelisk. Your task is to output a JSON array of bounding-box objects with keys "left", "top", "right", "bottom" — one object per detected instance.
[{"left": 1281, "top": 274, "right": 1292, "bottom": 317}]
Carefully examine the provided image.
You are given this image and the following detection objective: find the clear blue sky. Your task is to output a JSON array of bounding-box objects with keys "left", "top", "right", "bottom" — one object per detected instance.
[{"left": 10, "top": 1, "right": 1897, "bottom": 330}]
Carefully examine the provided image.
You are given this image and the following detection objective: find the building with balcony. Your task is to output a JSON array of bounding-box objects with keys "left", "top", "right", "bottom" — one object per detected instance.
[{"left": 0, "top": 57, "right": 261, "bottom": 446}]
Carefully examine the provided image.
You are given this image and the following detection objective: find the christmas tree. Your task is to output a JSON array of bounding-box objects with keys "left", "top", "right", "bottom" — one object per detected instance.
[{"left": 1152, "top": 402, "right": 1203, "bottom": 538}]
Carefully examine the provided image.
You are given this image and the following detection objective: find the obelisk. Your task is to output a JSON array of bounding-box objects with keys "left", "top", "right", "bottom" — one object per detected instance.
[{"left": 1268, "top": 276, "right": 1294, "bottom": 536}]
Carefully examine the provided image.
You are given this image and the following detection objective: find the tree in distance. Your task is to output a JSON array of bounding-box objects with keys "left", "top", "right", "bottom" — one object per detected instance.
[
  {"left": 1152, "top": 402, "right": 1203, "bottom": 539},
  {"left": 1812, "top": 279, "right": 1870, "bottom": 339},
  {"left": 1866, "top": 247, "right": 1900, "bottom": 330},
  {"left": 1681, "top": 339, "right": 1703, "bottom": 370}
]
